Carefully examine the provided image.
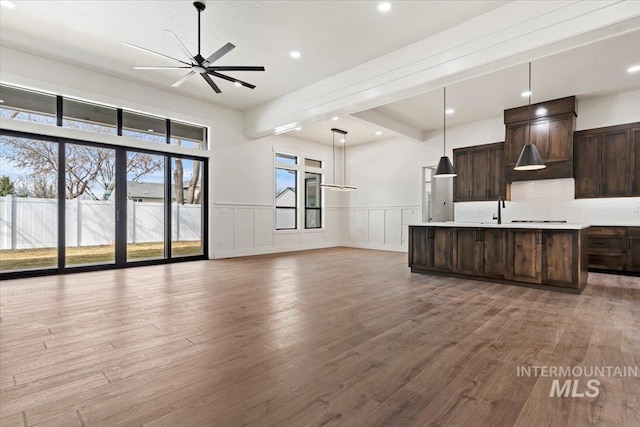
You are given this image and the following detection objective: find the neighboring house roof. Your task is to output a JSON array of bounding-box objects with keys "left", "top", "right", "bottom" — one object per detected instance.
[
  {"left": 127, "top": 181, "right": 172, "bottom": 200},
  {"left": 107, "top": 181, "right": 201, "bottom": 200},
  {"left": 276, "top": 187, "right": 296, "bottom": 207}
]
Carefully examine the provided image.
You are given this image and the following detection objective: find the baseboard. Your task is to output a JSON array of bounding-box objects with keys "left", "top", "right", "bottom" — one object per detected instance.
[
  {"left": 341, "top": 242, "right": 407, "bottom": 253},
  {"left": 213, "top": 242, "right": 341, "bottom": 259}
]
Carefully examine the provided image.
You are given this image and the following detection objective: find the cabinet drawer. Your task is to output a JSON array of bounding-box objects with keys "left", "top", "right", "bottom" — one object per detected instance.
[
  {"left": 588, "top": 253, "right": 626, "bottom": 270},
  {"left": 588, "top": 237, "right": 627, "bottom": 253},
  {"left": 588, "top": 226, "right": 627, "bottom": 236},
  {"left": 628, "top": 227, "right": 640, "bottom": 236}
]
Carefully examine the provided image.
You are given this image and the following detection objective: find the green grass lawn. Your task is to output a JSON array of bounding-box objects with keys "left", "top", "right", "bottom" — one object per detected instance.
[{"left": 0, "top": 241, "right": 202, "bottom": 272}]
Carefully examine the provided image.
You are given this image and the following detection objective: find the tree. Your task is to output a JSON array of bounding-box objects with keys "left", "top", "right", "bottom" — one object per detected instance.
[
  {"left": 0, "top": 175, "right": 15, "bottom": 196},
  {"left": 172, "top": 139, "right": 201, "bottom": 205},
  {"left": 14, "top": 176, "right": 57, "bottom": 198},
  {"left": 0, "top": 111, "right": 163, "bottom": 199}
]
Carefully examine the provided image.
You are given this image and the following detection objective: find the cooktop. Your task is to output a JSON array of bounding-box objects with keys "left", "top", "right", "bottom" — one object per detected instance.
[{"left": 511, "top": 220, "right": 567, "bottom": 223}]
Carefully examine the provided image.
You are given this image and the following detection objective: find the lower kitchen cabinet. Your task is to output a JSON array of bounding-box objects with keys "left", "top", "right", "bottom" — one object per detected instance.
[
  {"left": 587, "top": 226, "right": 639, "bottom": 274},
  {"left": 542, "top": 231, "right": 577, "bottom": 287},
  {"left": 509, "top": 230, "right": 542, "bottom": 284},
  {"left": 628, "top": 227, "right": 640, "bottom": 272},
  {"left": 409, "top": 225, "right": 588, "bottom": 292},
  {"left": 409, "top": 226, "right": 452, "bottom": 272},
  {"left": 453, "top": 228, "right": 507, "bottom": 278}
]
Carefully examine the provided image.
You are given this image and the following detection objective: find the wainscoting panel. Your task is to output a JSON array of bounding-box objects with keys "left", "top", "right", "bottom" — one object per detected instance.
[
  {"left": 344, "top": 205, "right": 420, "bottom": 252},
  {"left": 235, "top": 208, "right": 255, "bottom": 250},
  {"left": 368, "top": 209, "right": 386, "bottom": 245},
  {"left": 213, "top": 204, "right": 340, "bottom": 258},
  {"left": 384, "top": 209, "right": 402, "bottom": 246}
]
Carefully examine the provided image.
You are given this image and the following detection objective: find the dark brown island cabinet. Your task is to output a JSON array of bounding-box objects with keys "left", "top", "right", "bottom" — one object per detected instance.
[{"left": 409, "top": 224, "right": 590, "bottom": 293}]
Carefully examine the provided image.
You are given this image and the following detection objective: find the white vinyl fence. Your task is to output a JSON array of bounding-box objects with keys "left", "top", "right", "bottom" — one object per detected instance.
[{"left": 0, "top": 196, "right": 201, "bottom": 250}]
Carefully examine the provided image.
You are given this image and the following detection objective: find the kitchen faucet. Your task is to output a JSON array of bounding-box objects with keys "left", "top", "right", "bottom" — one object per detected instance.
[{"left": 493, "top": 196, "right": 506, "bottom": 224}]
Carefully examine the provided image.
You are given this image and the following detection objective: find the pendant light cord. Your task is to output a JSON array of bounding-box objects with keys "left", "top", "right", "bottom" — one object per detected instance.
[
  {"left": 343, "top": 134, "right": 347, "bottom": 186},
  {"left": 332, "top": 131, "right": 336, "bottom": 184},
  {"left": 527, "top": 62, "right": 531, "bottom": 146},
  {"left": 443, "top": 87, "right": 446, "bottom": 155}
]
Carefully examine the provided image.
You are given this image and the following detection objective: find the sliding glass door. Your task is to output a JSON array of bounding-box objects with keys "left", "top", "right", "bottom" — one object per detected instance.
[
  {"left": 0, "top": 134, "right": 59, "bottom": 272},
  {"left": 126, "top": 152, "right": 166, "bottom": 262},
  {"left": 0, "top": 131, "right": 207, "bottom": 277},
  {"left": 64, "top": 144, "right": 117, "bottom": 267}
]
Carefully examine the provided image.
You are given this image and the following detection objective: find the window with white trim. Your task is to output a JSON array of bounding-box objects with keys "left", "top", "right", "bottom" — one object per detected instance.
[{"left": 274, "top": 152, "right": 323, "bottom": 231}]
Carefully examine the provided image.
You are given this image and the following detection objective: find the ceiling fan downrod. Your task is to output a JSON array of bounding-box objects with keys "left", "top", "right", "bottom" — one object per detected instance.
[{"left": 194, "top": 1, "right": 205, "bottom": 57}]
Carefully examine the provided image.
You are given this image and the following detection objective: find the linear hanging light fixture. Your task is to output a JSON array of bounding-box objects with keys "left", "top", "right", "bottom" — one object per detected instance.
[
  {"left": 320, "top": 128, "right": 357, "bottom": 191},
  {"left": 514, "top": 62, "right": 546, "bottom": 171},
  {"left": 434, "top": 86, "right": 457, "bottom": 177}
]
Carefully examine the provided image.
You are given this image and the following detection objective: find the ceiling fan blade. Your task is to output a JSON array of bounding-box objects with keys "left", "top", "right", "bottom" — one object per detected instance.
[
  {"left": 124, "top": 42, "right": 191, "bottom": 66},
  {"left": 203, "top": 42, "right": 236, "bottom": 66},
  {"left": 133, "top": 66, "right": 191, "bottom": 70},
  {"left": 164, "top": 30, "right": 193, "bottom": 61},
  {"left": 201, "top": 73, "right": 222, "bottom": 93},
  {"left": 172, "top": 70, "right": 197, "bottom": 87},
  {"left": 207, "top": 71, "right": 256, "bottom": 89},
  {"left": 207, "top": 66, "right": 265, "bottom": 72}
]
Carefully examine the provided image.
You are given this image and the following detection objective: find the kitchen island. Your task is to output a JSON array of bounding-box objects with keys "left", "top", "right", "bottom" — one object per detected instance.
[{"left": 409, "top": 222, "right": 590, "bottom": 293}]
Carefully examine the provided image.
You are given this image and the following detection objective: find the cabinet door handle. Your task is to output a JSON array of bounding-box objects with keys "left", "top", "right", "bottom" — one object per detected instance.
[{"left": 486, "top": 189, "right": 490, "bottom": 199}]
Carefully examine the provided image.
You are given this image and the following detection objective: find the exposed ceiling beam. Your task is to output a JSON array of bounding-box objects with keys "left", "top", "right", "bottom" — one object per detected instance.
[
  {"left": 350, "top": 110, "right": 424, "bottom": 143},
  {"left": 244, "top": 0, "right": 640, "bottom": 139}
]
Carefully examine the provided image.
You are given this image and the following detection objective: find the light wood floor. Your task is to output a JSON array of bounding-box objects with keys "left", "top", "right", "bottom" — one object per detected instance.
[{"left": 1, "top": 247, "right": 639, "bottom": 427}]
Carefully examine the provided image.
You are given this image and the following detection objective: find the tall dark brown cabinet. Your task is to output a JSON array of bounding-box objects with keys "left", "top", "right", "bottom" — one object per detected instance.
[
  {"left": 453, "top": 142, "right": 505, "bottom": 202},
  {"left": 574, "top": 122, "right": 640, "bottom": 198},
  {"left": 504, "top": 96, "right": 577, "bottom": 182}
]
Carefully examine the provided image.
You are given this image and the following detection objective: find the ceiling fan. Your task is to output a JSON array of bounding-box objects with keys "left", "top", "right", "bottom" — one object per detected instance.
[{"left": 125, "top": 1, "right": 265, "bottom": 94}]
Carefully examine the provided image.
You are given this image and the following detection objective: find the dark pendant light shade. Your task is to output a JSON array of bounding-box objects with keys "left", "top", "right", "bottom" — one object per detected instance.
[
  {"left": 514, "top": 144, "right": 546, "bottom": 171},
  {"left": 514, "top": 62, "right": 546, "bottom": 171},
  {"left": 434, "top": 86, "right": 457, "bottom": 178},
  {"left": 435, "top": 156, "right": 457, "bottom": 177}
]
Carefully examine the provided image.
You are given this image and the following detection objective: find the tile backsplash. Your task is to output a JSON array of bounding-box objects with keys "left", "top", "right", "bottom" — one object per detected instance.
[{"left": 455, "top": 178, "right": 640, "bottom": 225}]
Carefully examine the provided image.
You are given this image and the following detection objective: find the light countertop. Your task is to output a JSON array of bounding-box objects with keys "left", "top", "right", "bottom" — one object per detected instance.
[{"left": 409, "top": 222, "right": 590, "bottom": 230}]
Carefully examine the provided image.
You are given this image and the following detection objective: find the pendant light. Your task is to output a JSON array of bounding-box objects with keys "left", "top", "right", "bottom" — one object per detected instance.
[
  {"left": 320, "top": 128, "right": 357, "bottom": 191},
  {"left": 434, "top": 86, "right": 457, "bottom": 177},
  {"left": 514, "top": 62, "right": 546, "bottom": 171}
]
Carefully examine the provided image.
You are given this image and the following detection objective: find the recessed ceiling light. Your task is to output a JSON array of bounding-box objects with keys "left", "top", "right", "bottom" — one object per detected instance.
[
  {"left": 234, "top": 81, "right": 242, "bottom": 87},
  {"left": 378, "top": 2, "right": 391, "bottom": 12},
  {"left": 375, "top": 131, "right": 382, "bottom": 136},
  {"left": 332, "top": 116, "right": 339, "bottom": 121},
  {"left": 295, "top": 127, "right": 302, "bottom": 131},
  {"left": 521, "top": 91, "right": 532, "bottom": 97},
  {"left": 0, "top": 1, "right": 16, "bottom": 9},
  {"left": 627, "top": 65, "right": 640, "bottom": 73},
  {"left": 340, "top": 138, "right": 346, "bottom": 143},
  {"left": 290, "top": 51, "right": 301, "bottom": 59},
  {"left": 535, "top": 107, "right": 548, "bottom": 116},
  {"left": 445, "top": 108, "right": 455, "bottom": 115}
]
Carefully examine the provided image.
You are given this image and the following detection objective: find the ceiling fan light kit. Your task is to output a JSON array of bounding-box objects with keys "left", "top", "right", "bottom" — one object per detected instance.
[{"left": 127, "top": 1, "right": 265, "bottom": 94}]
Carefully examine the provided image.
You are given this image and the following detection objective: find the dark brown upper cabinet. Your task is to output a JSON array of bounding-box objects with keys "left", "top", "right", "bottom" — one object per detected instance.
[
  {"left": 504, "top": 96, "right": 577, "bottom": 182},
  {"left": 453, "top": 142, "right": 505, "bottom": 202},
  {"left": 573, "top": 122, "right": 640, "bottom": 198}
]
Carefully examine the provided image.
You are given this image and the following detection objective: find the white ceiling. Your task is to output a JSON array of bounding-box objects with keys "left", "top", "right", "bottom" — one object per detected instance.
[
  {"left": 0, "top": 0, "right": 506, "bottom": 111},
  {"left": 1, "top": 1, "right": 638, "bottom": 147}
]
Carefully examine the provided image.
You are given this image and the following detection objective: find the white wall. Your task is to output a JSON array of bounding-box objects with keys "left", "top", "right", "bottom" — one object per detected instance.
[
  {"left": 0, "top": 47, "right": 342, "bottom": 259},
  {"left": 346, "top": 90, "right": 640, "bottom": 251}
]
